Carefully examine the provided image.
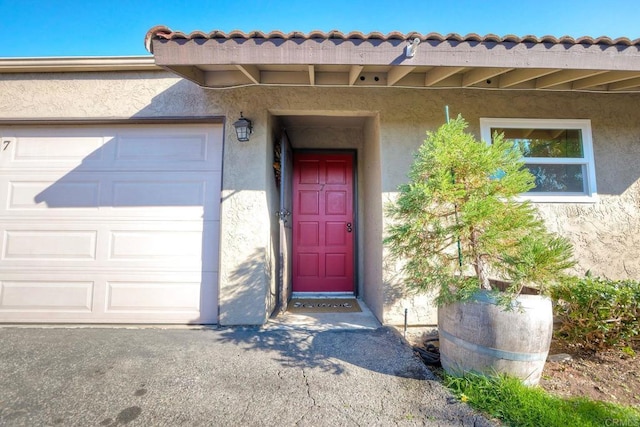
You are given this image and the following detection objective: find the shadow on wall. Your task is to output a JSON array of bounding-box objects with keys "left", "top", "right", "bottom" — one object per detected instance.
[
  {"left": 217, "top": 326, "right": 430, "bottom": 379},
  {"left": 381, "top": 251, "right": 421, "bottom": 308},
  {"left": 220, "top": 247, "right": 275, "bottom": 324}
]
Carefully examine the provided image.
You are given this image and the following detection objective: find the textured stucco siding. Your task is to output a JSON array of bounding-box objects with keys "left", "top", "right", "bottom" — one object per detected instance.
[
  {"left": 2, "top": 70, "right": 639, "bottom": 326},
  {"left": 0, "top": 71, "right": 213, "bottom": 118},
  {"left": 362, "top": 117, "right": 384, "bottom": 321}
]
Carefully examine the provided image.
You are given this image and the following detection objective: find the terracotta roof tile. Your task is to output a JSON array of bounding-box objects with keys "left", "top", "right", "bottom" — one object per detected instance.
[{"left": 145, "top": 25, "right": 640, "bottom": 51}]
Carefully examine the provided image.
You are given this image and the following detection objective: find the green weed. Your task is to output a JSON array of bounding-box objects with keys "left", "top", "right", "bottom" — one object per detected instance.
[{"left": 444, "top": 372, "right": 640, "bottom": 427}]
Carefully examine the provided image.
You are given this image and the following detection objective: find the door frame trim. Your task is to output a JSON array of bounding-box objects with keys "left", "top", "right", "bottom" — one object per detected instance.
[{"left": 291, "top": 149, "right": 358, "bottom": 296}]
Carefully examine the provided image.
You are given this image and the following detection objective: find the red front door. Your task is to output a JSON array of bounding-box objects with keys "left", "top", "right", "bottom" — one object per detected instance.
[{"left": 292, "top": 153, "right": 354, "bottom": 293}]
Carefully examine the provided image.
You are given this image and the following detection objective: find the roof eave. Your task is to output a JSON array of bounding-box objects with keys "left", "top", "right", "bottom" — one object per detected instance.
[
  {"left": 151, "top": 37, "right": 640, "bottom": 71},
  {"left": 149, "top": 36, "right": 640, "bottom": 92},
  {"left": 0, "top": 56, "right": 161, "bottom": 73}
]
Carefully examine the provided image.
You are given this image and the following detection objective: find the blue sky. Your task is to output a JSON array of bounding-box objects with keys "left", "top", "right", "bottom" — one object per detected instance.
[{"left": 2, "top": 0, "right": 640, "bottom": 57}]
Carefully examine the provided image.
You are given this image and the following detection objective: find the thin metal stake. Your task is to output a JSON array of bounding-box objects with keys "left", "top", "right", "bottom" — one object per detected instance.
[
  {"left": 404, "top": 308, "right": 408, "bottom": 338},
  {"left": 445, "top": 105, "right": 463, "bottom": 268}
]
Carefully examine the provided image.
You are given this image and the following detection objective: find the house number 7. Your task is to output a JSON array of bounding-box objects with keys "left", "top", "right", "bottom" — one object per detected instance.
[{"left": 2, "top": 140, "right": 9, "bottom": 151}]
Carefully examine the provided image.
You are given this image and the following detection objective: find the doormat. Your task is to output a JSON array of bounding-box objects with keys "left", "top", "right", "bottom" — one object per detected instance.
[{"left": 287, "top": 298, "right": 361, "bottom": 313}]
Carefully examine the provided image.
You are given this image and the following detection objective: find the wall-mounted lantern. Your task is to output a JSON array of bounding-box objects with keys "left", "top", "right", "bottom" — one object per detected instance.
[{"left": 233, "top": 112, "right": 253, "bottom": 142}]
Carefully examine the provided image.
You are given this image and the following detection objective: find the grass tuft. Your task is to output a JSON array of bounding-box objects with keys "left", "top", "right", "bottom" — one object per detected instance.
[{"left": 444, "top": 372, "right": 640, "bottom": 427}]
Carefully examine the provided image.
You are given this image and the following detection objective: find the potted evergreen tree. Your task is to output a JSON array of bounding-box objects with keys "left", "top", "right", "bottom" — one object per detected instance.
[{"left": 384, "top": 115, "right": 575, "bottom": 385}]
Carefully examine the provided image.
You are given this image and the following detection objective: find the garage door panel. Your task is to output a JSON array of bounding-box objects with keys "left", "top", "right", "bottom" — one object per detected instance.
[
  {"left": 113, "top": 126, "right": 223, "bottom": 170},
  {"left": 109, "top": 229, "right": 202, "bottom": 261},
  {"left": 0, "top": 172, "right": 221, "bottom": 221},
  {"left": 106, "top": 281, "right": 201, "bottom": 312},
  {"left": 106, "top": 221, "right": 216, "bottom": 272},
  {"left": 0, "top": 280, "right": 94, "bottom": 312},
  {"left": 112, "top": 179, "right": 206, "bottom": 207},
  {"left": 2, "top": 133, "right": 106, "bottom": 167},
  {"left": 116, "top": 133, "right": 207, "bottom": 162},
  {"left": 1, "top": 220, "right": 214, "bottom": 272},
  {"left": 3, "top": 230, "right": 97, "bottom": 260},
  {"left": 6, "top": 177, "right": 101, "bottom": 209},
  {"left": 1, "top": 125, "right": 222, "bottom": 172},
  {"left": 0, "top": 272, "right": 217, "bottom": 323}
]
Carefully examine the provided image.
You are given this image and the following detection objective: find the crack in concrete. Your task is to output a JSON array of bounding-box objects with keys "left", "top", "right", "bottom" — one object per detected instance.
[
  {"left": 302, "top": 368, "right": 316, "bottom": 407},
  {"left": 294, "top": 368, "right": 316, "bottom": 426},
  {"left": 325, "top": 401, "right": 366, "bottom": 427},
  {"left": 238, "top": 391, "right": 252, "bottom": 425}
]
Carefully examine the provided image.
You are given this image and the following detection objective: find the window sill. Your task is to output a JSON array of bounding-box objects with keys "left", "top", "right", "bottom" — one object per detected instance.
[{"left": 517, "top": 194, "right": 599, "bottom": 204}]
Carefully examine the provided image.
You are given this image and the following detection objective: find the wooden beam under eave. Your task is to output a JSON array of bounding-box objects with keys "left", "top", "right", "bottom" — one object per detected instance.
[
  {"left": 204, "top": 70, "right": 255, "bottom": 87},
  {"left": 315, "top": 72, "right": 350, "bottom": 86},
  {"left": 572, "top": 71, "right": 640, "bottom": 90},
  {"left": 498, "top": 68, "right": 558, "bottom": 88},
  {"left": 235, "top": 65, "right": 260, "bottom": 84},
  {"left": 608, "top": 76, "right": 640, "bottom": 91},
  {"left": 308, "top": 65, "right": 315, "bottom": 85},
  {"left": 349, "top": 66, "right": 364, "bottom": 85},
  {"left": 536, "top": 70, "right": 607, "bottom": 89},
  {"left": 164, "top": 65, "right": 206, "bottom": 86},
  {"left": 462, "top": 68, "right": 512, "bottom": 87},
  {"left": 387, "top": 66, "right": 415, "bottom": 86},
  {"left": 424, "top": 67, "right": 464, "bottom": 86},
  {"left": 260, "top": 71, "right": 310, "bottom": 85}
]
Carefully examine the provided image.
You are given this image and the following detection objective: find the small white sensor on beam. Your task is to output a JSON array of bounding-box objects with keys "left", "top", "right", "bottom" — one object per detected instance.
[{"left": 405, "top": 37, "right": 421, "bottom": 58}]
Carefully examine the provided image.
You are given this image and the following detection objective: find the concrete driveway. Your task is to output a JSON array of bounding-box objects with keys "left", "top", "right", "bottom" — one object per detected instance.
[{"left": 0, "top": 326, "right": 495, "bottom": 426}]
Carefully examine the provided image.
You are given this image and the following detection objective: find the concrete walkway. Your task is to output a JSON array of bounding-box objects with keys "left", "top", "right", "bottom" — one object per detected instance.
[{"left": 0, "top": 325, "right": 496, "bottom": 426}]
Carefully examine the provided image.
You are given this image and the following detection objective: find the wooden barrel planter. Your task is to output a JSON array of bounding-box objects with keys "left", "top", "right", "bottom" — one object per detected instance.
[{"left": 438, "top": 289, "right": 553, "bottom": 386}]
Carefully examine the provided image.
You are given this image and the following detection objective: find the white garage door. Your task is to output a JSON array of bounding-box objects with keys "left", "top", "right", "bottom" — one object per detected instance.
[{"left": 0, "top": 123, "right": 222, "bottom": 323}]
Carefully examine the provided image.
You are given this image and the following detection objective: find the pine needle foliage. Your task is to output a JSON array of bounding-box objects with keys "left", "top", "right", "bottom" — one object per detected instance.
[{"left": 384, "top": 115, "right": 575, "bottom": 308}]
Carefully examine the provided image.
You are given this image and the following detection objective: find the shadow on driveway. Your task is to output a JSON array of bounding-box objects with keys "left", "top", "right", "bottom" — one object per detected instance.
[
  {"left": 217, "top": 327, "right": 429, "bottom": 379},
  {"left": 0, "top": 326, "right": 495, "bottom": 426}
]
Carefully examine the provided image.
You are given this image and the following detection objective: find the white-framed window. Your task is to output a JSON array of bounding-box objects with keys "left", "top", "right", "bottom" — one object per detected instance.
[{"left": 480, "top": 118, "right": 598, "bottom": 203}]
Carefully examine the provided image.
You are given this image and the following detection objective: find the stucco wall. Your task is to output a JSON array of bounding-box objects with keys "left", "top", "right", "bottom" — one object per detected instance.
[
  {"left": 362, "top": 116, "right": 385, "bottom": 321},
  {"left": 3, "top": 70, "right": 639, "bottom": 326},
  {"left": 216, "top": 106, "right": 275, "bottom": 325},
  {"left": 0, "top": 71, "right": 215, "bottom": 117}
]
